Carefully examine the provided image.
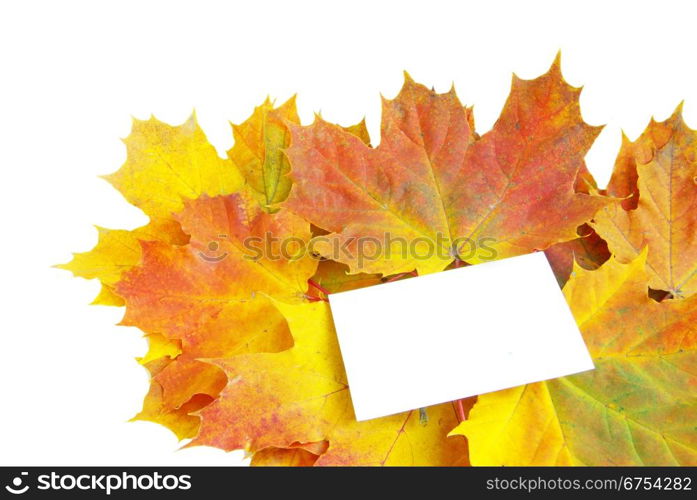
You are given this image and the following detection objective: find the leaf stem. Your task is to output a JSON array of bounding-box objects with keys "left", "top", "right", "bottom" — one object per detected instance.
[
  {"left": 455, "top": 399, "right": 466, "bottom": 422},
  {"left": 308, "top": 279, "right": 330, "bottom": 296},
  {"left": 385, "top": 270, "right": 418, "bottom": 282}
]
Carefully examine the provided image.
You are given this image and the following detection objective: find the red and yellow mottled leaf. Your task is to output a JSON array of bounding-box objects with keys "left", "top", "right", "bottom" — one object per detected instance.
[
  {"left": 451, "top": 252, "right": 697, "bottom": 465},
  {"left": 116, "top": 192, "right": 316, "bottom": 357},
  {"left": 115, "top": 191, "right": 317, "bottom": 438},
  {"left": 191, "top": 300, "right": 466, "bottom": 466},
  {"left": 282, "top": 56, "right": 610, "bottom": 275},
  {"left": 228, "top": 97, "right": 372, "bottom": 208},
  {"left": 134, "top": 384, "right": 216, "bottom": 441},
  {"left": 133, "top": 356, "right": 226, "bottom": 440},
  {"left": 57, "top": 218, "right": 188, "bottom": 305},
  {"left": 131, "top": 358, "right": 217, "bottom": 440},
  {"left": 591, "top": 106, "right": 697, "bottom": 298},
  {"left": 154, "top": 357, "right": 228, "bottom": 410}
]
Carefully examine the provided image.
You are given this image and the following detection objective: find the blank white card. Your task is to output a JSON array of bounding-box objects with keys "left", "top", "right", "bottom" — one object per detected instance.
[{"left": 329, "top": 251, "right": 594, "bottom": 421}]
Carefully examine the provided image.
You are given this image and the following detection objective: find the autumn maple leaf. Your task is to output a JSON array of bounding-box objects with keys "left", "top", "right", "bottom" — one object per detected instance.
[
  {"left": 56, "top": 219, "right": 189, "bottom": 306},
  {"left": 451, "top": 251, "right": 697, "bottom": 465},
  {"left": 60, "top": 100, "right": 316, "bottom": 437},
  {"left": 116, "top": 192, "right": 316, "bottom": 352},
  {"left": 189, "top": 300, "right": 467, "bottom": 466},
  {"left": 228, "top": 97, "right": 300, "bottom": 207},
  {"left": 113, "top": 192, "right": 317, "bottom": 433},
  {"left": 134, "top": 356, "right": 225, "bottom": 440},
  {"left": 591, "top": 106, "right": 697, "bottom": 299},
  {"left": 281, "top": 56, "right": 611, "bottom": 276},
  {"left": 229, "top": 96, "right": 371, "bottom": 208},
  {"left": 103, "top": 113, "right": 245, "bottom": 220},
  {"left": 60, "top": 99, "right": 304, "bottom": 302}
]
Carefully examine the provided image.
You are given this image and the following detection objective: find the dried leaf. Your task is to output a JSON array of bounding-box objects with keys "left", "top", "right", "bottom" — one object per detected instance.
[{"left": 57, "top": 218, "right": 188, "bottom": 305}]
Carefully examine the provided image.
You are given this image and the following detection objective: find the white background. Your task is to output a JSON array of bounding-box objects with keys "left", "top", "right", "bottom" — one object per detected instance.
[{"left": 1, "top": 0, "right": 695, "bottom": 465}]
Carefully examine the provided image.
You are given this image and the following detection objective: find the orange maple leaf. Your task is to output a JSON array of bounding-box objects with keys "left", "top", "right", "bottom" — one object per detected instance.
[
  {"left": 591, "top": 106, "right": 697, "bottom": 298},
  {"left": 282, "top": 55, "right": 611, "bottom": 276}
]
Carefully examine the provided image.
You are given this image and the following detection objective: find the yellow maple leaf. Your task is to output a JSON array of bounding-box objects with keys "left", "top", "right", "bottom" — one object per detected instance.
[
  {"left": 190, "top": 300, "right": 467, "bottom": 465},
  {"left": 451, "top": 251, "right": 697, "bottom": 465},
  {"left": 57, "top": 218, "right": 188, "bottom": 305},
  {"left": 104, "top": 113, "right": 244, "bottom": 220}
]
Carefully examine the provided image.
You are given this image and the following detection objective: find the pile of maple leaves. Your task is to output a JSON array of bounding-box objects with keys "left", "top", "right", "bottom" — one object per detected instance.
[{"left": 60, "top": 57, "right": 697, "bottom": 466}]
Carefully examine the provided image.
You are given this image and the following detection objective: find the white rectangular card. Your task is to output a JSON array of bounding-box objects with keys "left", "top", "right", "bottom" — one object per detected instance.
[{"left": 329, "top": 251, "right": 594, "bottom": 421}]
